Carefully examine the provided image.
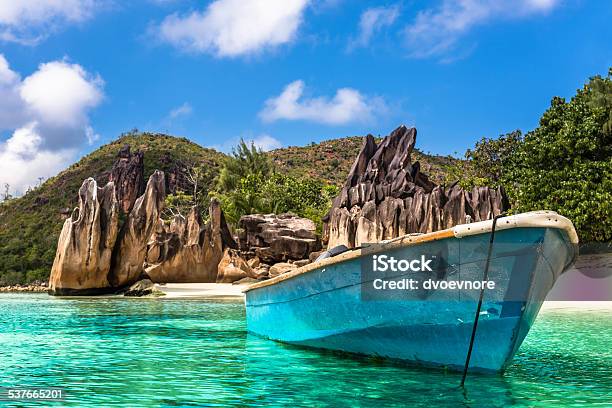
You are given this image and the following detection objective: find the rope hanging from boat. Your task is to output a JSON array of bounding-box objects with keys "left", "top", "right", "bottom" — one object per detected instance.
[{"left": 460, "top": 213, "right": 504, "bottom": 387}]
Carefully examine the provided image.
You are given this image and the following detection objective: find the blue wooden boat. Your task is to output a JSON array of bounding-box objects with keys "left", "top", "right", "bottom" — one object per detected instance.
[{"left": 244, "top": 211, "right": 578, "bottom": 373}]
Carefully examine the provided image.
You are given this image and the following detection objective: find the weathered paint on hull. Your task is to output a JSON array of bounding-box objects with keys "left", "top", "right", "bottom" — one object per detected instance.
[{"left": 245, "top": 227, "right": 576, "bottom": 372}]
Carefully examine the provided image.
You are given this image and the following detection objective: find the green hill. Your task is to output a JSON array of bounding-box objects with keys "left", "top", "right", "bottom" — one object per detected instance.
[
  {"left": 268, "top": 136, "right": 462, "bottom": 186},
  {"left": 0, "top": 132, "right": 225, "bottom": 285},
  {"left": 0, "top": 131, "right": 460, "bottom": 285}
]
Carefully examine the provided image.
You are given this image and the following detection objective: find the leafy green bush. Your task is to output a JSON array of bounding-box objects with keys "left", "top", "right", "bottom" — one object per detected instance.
[
  {"left": 505, "top": 75, "right": 612, "bottom": 242},
  {"left": 212, "top": 172, "right": 337, "bottom": 231},
  {"left": 459, "top": 69, "right": 612, "bottom": 242},
  {"left": 0, "top": 271, "right": 24, "bottom": 286},
  {"left": 216, "top": 139, "right": 272, "bottom": 193}
]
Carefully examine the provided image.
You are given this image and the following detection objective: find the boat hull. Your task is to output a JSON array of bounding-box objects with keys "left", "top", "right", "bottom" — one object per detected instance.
[{"left": 245, "top": 226, "right": 576, "bottom": 372}]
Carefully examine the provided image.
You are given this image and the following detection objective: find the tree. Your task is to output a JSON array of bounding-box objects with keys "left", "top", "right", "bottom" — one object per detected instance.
[
  {"left": 212, "top": 171, "right": 338, "bottom": 230},
  {"left": 2, "top": 183, "right": 12, "bottom": 202},
  {"left": 585, "top": 68, "right": 612, "bottom": 136},
  {"left": 216, "top": 139, "right": 272, "bottom": 193},
  {"left": 465, "top": 130, "right": 523, "bottom": 186},
  {"left": 163, "top": 164, "right": 216, "bottom": 221},
  {"left": 504, "top": 71, "right": 612, "bottom": 242}
]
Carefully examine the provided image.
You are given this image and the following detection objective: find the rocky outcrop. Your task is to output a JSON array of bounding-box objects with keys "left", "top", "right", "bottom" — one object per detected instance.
[
  {"left": 108, "top": 145, "right": 145, "bottom": 214},
  {"left": 124, "top": 279, "right": 163, "bottom": 297},
  {"left": 144, "top": 199, "right": 238, "bottom": 283},
  {"left": 1, "top": 281, "right": 48, "bottom": 293},
  {"left": 238, "top": 214, "right": 321, "bottom": 263},
  {"left": 49, "top": 179, "right": 120, "bottom": 295},
  {"left": 49, "top": 161, "right": 243, "bottom": 294},
  {"left": 324, "top": 125, "right": 510, "bottom": 248},
  {"left": 268, "top": 262, "right": 297, "bottom": 278},
  {"left": 216, "top": 249, "right": 267, "bottom": 283},
  {"left": 109, "top": 171, "right": 166, "bottom": 288}
]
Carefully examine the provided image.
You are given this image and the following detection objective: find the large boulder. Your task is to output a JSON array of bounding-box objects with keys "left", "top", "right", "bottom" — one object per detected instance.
[
  {"left": 124, "top": 279, "right": 163, "bottom": 297},
  {"left": 48, "top": 179, "right": 120, "bottom": 295},
  {"left": 268, "top": 262, "right": 298, "bottom": 278},
  {"left": 238, "top": 213, "right": 321, "bottom": 263},
  {"left": 216, "top": 249, "right": 259, "bottom": 283},
  {"left": 145, "top": 199, "right": 238, "bottom": 283},
  {"left": 108, "top": 145, "right": 145, "bottom": 214},
  {"left": 108, "top": 171, "right": 166, "bottom": 288},
  {"left": 324, "top": 125, "right": 510, "bottom": 248}
]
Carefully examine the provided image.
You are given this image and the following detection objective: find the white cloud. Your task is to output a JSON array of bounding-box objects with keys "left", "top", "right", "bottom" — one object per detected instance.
[
  {"left": 250, "top": 134, "right": 282, "bottom": 151},
  {"left": 405, "top": 0, "right": 560, "bottom": 59},
  {"left": 260, "top": 80, "right": 385, "bottom": 125},
  {"left": 0, "top": 54, "right": 19, "bottom": 84},
  {"left": 349, "top": 5, "right": 400, "bottom": 49},
  {"left": 20, "top": 61, "right": 103, "bottom": 128},
  {"left": 0, "top": 54, "right": 103, "bottom": 194},
  {"left": 156, "top": 0, "right": 310, "bottom": 57},
  {"left": 0, "top": 0, "right": 98, "bottom": 45},
  {"left": 0, "top": 123, "right": 76, "bottom": 196},
  {"left": 168, "top": 102, "right": 193, "bottom": 119}
]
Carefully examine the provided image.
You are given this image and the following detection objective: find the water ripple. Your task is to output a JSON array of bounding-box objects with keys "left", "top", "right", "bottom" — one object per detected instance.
[{"left": 1, "top": 294, "right": 610, "bottom": 407}]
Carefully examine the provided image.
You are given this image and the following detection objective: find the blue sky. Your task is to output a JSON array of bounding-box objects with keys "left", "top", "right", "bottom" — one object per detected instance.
[{"left": 1, "top": 0, "right": 611, "bottom": 193}]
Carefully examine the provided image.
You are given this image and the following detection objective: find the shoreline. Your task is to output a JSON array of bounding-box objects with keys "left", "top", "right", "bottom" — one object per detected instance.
[
  {"left": 1, "top": 284, "right": 610, "bottom": 309},
  {"left": 0, "top": 282, "right": 249, "bottom": 299},
  {"left": 0, "top": 284, "right": 48, "bottom": 293},
  {"left": 540, "top": 301, "right": 612, "bottom": 311}
]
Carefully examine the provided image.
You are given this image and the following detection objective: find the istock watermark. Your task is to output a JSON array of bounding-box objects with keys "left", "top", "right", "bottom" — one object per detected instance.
[
  {"left": 372, "top": 254, "right": 433, "bottom": 272},
  {"left": 359, "top": 243, "right": 502, "bottom": 301},
  {"left": 360, "top": 241, "right": 612, "bottom": 302}
]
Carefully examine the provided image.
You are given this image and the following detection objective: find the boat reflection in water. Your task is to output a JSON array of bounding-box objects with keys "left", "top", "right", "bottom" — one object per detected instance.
[{"left": 244, "top": 211, "right": 578, "bottom": 373}]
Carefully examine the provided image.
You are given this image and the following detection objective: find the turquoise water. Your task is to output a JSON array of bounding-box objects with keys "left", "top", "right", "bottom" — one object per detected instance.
[{"left": 0, "top": 294, "right": 610, "bottom": 407}]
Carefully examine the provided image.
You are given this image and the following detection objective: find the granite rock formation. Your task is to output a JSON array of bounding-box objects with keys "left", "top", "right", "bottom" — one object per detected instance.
[
  {"left": 49, "top": 179, "right": 119, "bottom": 295},
  {"left": 108, "top": 171, "right": 166, "bottom": 288},
  {"left": 324, "top": 125, "right": 510, "bottom": 248},
  {"left": 108, "top": 145, "right": 145, "bottom": 214},
  {"left": 49, "top": 163, "right": 241, "bottom": 294},
  {"left": 145, "top": 199, "right": 238, "bottom": 283},
  {"left": 124, "top": 279, "right": 162, "bottom": 297},
  {"left": 268, "top": 262, "right": 298, "bottom": 278},
  {"left": 216, "top": 248, "right": 266, "bottom": 283},
  {"left": 238, "top": 214, "right": 321, "bottom": 263}
]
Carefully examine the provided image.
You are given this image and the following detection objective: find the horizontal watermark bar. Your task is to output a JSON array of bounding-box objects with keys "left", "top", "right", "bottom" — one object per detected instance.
[{"left": 359, "top": 241, "right": 611, "bottom": 301}]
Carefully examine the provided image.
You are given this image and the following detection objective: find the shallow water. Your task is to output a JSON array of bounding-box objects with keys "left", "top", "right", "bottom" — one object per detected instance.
[{"left": 0, "top": 294, "right": 610, "bottom": 407}]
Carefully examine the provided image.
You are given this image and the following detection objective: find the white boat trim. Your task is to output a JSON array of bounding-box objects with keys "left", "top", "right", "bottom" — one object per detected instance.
[{"left": 243, "top": 211, "right": 578, "bottom": 293}]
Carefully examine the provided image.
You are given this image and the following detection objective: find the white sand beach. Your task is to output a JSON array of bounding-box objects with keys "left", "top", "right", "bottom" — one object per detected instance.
[
  {"left": 540, "top": 301, "right": 612, "bottom": 311},
  {"left": 156, "top": 283, "right": 248, "bottom": 299},
  {"left": 154, "top": 283, "right": 612, "bottom": 312}
]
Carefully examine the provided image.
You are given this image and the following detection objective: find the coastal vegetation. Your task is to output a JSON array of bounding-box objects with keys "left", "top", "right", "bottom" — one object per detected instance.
[
  {"left": 456, "top": 69, "right": 612, "bottom": 242},
  {"left": 210, "top": 140, "right": 338, "bottom": 230}
]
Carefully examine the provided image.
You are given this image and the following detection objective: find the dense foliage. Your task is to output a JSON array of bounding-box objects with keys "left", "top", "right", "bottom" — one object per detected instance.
[
  {"left": 213, "top": 173, "right": 337, "bottom": 230},
  {"left": 505, "top": 72, "right": 612, "bottom": 242},
  {"left": 460, "top": 70, "right": 612, "bottom": 242},
  {"left": 211, "top": 140, "right": 338, "bottom": 231},
  {"left": 217, "top": 139, "right": 273, "bottom": 192}
]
